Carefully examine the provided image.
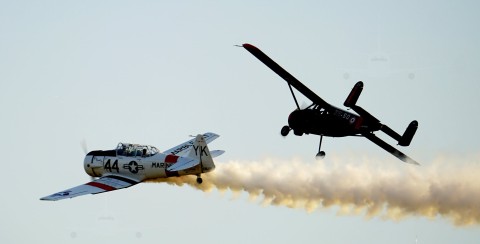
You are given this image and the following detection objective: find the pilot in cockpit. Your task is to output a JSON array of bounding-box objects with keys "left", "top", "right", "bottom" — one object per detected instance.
[
  {"left": 116, "top": 143, "right": 126, "bottom": 156},
  {"left": 126, "top": 145, "right": 136, "bottom": 157}
]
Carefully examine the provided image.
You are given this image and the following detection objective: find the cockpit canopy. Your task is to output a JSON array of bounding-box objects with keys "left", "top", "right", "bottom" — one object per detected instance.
[{"left": 116, "top": 143, "right": 160, "bottom": 157}]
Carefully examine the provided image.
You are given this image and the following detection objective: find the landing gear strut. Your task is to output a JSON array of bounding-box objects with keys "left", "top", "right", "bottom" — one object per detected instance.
[{"left": 316, "top": 135, "right": 326, "bottom": 159}]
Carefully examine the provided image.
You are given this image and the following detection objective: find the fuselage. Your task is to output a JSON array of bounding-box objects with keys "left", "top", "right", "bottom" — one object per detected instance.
[
  {"left": 288, "top": 106, "right": 364, "bottom": 137},
  {"left": 84, "top": 150, "right": 211, "bottom": 181}
]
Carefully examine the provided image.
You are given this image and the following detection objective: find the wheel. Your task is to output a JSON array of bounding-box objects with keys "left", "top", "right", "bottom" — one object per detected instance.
[
  {"left": 294, "top": 130, "right": 303, "bottom": 136},
  {"left": 315, "top": 151, "right": 326, "bottom": 160},
  {"left": 196, "top": 177, "right": 203, "bottom": 184},
  {"left": 280, "top": 126, "right": 290, "bottom": 136}
]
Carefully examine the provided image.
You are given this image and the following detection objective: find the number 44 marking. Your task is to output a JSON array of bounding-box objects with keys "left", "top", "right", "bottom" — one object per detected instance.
[{"left": 104, "top": 159, "right": 119, "bottom": 173}]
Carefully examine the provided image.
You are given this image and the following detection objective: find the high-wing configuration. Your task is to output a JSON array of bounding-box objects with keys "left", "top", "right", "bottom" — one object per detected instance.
[
  {"left": 242, "top": 43, "right": 419, "bottom": 165},
  {"left": 41, "top": 133, "right": 224, "bottom": 201}
]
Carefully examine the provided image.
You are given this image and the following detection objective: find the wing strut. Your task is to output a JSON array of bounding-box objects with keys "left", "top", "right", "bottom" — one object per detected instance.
[
  {"left": 288, "top": 83, "right": 301, "bottom": 110},
  {"left": 242, "top": 43, "right": 333, "bottom": 112}
]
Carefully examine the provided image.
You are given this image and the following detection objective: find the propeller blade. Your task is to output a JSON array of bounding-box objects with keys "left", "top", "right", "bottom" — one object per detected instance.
[
  {"left": 81, "top": 139, "right": 88, "bottom": 154},
  {"left": 300, "top": 101, "right": 309, "bottom": 110},
  {"left": 300, "top": 102, "right": 316, "bottom": 110},
  {"left": 81, "top": 140, "right": 96, "bottom": 181}
]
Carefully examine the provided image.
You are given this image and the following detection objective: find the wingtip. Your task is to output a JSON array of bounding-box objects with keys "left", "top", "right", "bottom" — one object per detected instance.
[
  {"left": 204, "top": 132, "right": 220, "bottom": 137},
  {"left": 404, "top": 158, "right": 420, "bottom": 166},
  {"left": 242, "top": 43, "right": 254, "bottom": 48},
  {"left": 235, "top": 43, "right": 253, "bottom": 48}
]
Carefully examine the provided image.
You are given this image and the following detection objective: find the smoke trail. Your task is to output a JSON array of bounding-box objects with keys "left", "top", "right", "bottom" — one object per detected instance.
[{"left": 146, "top": 153, "right": 480, "bottom": 226}]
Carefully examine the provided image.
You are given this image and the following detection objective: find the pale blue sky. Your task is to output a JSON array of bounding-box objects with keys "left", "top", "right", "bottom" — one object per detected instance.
[{"left": 1, "top": 0, "right": 480, "bottom": 243}]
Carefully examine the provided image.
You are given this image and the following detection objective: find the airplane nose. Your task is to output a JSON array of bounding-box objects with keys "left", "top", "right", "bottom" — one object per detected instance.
[
  {"left": 84, "top": 155, "right": 94, "bottom": 176},
  {"left": 288, "top": 110, "right": 302, "bottom": 128},
  {"left": 84, "top": 155, "right": 92, "bottom": 167},
  {"left": 83, "top": 155, "right": 102, "bottom": 177}
]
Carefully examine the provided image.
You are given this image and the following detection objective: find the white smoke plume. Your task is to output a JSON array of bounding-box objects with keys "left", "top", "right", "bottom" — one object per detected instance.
[{"left": 146, "top": 153, "right": 480, "bottom": 226}]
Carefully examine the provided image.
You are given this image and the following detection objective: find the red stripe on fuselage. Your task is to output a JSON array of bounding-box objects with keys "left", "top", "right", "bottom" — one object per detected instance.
[
  {"left": 355, "top": 116, "right": 363, "bottom": 129},
  {"left": 86, "top": 182, "right": 116, "bottom": 191},
  {"left": 165, "top": 155, "right": 179, "bottom": 163}
]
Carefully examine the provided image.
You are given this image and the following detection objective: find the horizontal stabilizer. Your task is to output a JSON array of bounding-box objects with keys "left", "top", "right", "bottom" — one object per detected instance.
[
  {"left": 168, "top": 134, "right": 219, "bottom": 172},
  {"left": 380, "top": 124, "right": 402, "bottom": 142},
  {"left": 344, "top": 81, "right": 363, "bottom": 107},
  {"left": 210, "top": 150, "right": 225, "bottom": 158},
  {"left": 163, "top": 132, "right": 219, "bottom": 156},
  {"left": 363, "top": 132, "right": 419, "bottom": 165},
  {"left": 167, "top": 157, "right": 200, "bottom": 171},
  {"left": 399, "top": 120, "right": 418, "bottom": 146},
  {"left": 350, "top": 104, "right": 380, "bottom": 125}
]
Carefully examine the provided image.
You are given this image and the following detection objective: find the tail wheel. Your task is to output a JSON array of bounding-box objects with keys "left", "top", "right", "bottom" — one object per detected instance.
[{"left": 196, "top": 177, "right": 203, "bottom": 184}]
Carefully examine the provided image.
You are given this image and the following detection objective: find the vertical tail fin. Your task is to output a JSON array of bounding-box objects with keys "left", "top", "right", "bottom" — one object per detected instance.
[
  {"left": 344, "top": 81, "right": 364, "bottom": 107},
  {"left": 187, "top": 134, "right": 216, "bottom": 173},
  {"left": 398, "top": 120, "right": 418, "bottom": 146}
]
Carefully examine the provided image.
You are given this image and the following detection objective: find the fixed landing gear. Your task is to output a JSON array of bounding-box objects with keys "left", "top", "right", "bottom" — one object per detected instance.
[
  {"left": 316, "top": 151, "right": 326, "bottom": 159},
  {"left": 281, "top": 125, "right": 325, "bottom": 159},
  {"left": 196, "top": 176, "right": 203, "bottom": 184},
  {"left": 316, "top": 135, "right": 326, "bottom": 160}
]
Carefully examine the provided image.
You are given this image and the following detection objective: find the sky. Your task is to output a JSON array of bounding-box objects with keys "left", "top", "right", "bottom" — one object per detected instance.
[{"left": 1, "top": 0, "right": 480, "bottom": 243}]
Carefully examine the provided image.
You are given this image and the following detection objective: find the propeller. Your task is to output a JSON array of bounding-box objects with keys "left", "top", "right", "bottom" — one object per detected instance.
[
  {"left": 300, "top": 101, "right": 310, "bottom": 110},
  {"left": 81, "top": 139, "right": 88, "bottom": 154},
  {"left": 81, "top": 139, "right": 96, "bottom": 181}
]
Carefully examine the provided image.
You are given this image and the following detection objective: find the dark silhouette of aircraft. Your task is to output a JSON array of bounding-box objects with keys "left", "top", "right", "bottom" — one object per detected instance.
[{"left": 242, "top": 43, "right": 419, "bottom": 165}]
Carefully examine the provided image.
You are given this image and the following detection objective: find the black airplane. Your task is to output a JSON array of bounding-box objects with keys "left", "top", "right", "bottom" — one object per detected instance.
[{"left": 242, "top": 43, "right": 419, "bottom": 165}]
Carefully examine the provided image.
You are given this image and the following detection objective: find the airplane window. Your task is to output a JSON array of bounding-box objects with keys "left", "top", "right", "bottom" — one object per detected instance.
[
  {"left": 116, "top": 143, "right": 126, "bottom": 156},
  {"left": 146, "top": 146, "right": 158, "bottom": 157},
  {"left": 126, "top": 146, "right": 136, "bottom": 157}
]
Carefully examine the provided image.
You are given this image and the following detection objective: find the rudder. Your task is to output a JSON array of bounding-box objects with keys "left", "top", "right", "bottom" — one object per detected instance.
[{"left": 187, "top": 134, "right": 216, "bottom": 173}]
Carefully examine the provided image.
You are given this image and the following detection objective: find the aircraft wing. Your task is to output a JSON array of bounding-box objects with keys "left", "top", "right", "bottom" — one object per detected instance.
[
  {"left": 40, "top": 175, "right": 140, "bottom": 201},
  {"left": 242, "top": 43, "right": 333, "bottom": 112},
  {"left": 362, "top": 132, "right": 419, "bottom": 165},
  {"left": 163, "top": 132, "right": 219, "bottom": 156}
]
